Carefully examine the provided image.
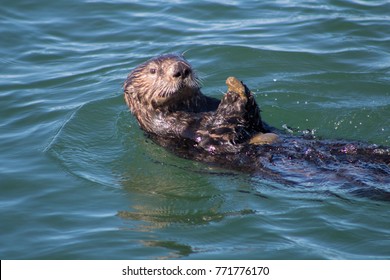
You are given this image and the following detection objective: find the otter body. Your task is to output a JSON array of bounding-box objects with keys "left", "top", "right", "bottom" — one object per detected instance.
[{"left": 124, "top": 54, "right": 390, "bottom": 199}]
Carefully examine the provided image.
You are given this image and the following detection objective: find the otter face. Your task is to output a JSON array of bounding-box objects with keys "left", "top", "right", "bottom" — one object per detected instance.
[{"left": 124, "top": 54, "right": 200, "bottom": 110}]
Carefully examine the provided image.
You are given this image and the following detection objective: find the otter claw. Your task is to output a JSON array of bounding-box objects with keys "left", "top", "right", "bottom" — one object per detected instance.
[
  {"left": 249, "top": 133, "right": 279, "bottom": 145},
  {"left": 226, "top": 76, "right": 246, "bottom": 99}
]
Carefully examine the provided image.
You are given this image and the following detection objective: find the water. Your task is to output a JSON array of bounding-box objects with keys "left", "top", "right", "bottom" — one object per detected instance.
[{"left": 1, "top": 0, "right": 390, "bottom": 260}]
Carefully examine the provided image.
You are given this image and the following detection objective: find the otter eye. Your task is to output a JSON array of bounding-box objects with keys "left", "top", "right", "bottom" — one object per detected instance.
[{"left": 149, "top": 68, "right": 157, "bottom": 74}]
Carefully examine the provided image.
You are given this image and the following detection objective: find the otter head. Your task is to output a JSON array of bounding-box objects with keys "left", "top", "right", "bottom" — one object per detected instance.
[{"left": 124, "top": 54, "right": 200, "bottom": 114}]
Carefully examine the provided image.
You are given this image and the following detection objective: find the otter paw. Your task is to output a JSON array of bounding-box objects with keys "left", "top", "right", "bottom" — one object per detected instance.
[
  {"left": 226, "top": 76, "right": 247, "bottom": 99},
  {"left": 249, "top": 133, "right": 279, "bottom": 145}
]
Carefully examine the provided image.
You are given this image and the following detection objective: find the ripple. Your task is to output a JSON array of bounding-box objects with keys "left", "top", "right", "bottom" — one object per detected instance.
[{"left": 47, "top": 96, "right": 125, "bottom": 187}]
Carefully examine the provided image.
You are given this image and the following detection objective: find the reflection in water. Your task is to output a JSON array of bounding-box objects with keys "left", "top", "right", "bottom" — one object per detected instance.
[
  {"left": 117, "top": 154, "right": 259, "bottom": 258},
  {"left": 116, "top": 136, "right": 273, "bottom": 259},
  {"left": 141, "top": 240, "right": 193, "bottom": 259}
]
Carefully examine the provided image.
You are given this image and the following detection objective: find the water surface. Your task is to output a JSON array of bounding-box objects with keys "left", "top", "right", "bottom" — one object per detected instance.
[{"left": 1, "top": 0, "right": 390, "bottom": 259}]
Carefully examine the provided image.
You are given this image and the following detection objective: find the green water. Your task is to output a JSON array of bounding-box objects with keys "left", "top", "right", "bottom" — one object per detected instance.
[{"left": 1, "top": 0, "right": 389, "bottom": 259}]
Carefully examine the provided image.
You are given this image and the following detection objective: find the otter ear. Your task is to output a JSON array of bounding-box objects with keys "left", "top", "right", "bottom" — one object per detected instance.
[
  {"left": 123, "top": 76, "right": 134, "bottom": 94},
  {"left": 124, "top": 86, "right": 138, "bottom": 112},
  {"left": 123, "top": 77, "right": 135, "bottom": 105}
]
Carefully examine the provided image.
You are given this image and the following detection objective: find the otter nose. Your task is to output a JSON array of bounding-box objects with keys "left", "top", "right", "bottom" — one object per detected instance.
[{"left": 172, "top": 62, "right": 191, "bottom": 79}]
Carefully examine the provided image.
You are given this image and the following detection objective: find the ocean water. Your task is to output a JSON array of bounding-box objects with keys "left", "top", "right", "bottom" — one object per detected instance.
[{"left": 1, "top": 0, "right": 389, "bottom": 260}]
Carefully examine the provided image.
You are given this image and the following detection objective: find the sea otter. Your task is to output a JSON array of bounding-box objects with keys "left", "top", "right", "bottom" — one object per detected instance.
[{"left": 124, "top": 54, "right": 390, "bottom": 200}]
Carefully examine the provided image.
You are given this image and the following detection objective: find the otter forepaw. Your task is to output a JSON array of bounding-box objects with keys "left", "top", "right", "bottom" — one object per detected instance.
[
  {"left": 226, "top": 76, "right": 247, "bottom": 100},
  {"left": 249, "top": 133, "right": 279, "bottom": 145}
]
